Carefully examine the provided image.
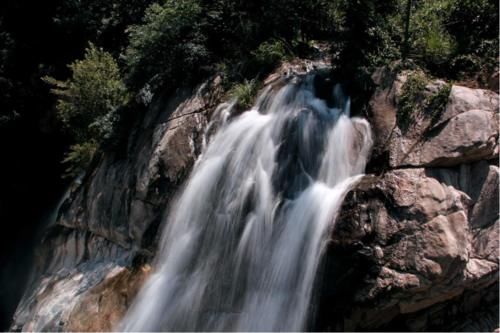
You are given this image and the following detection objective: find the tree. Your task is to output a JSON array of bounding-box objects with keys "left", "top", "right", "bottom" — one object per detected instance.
[
  {"left": 43, "top": 43, "right": 128, "bottom": 176},
  {"left": 124, "top": 0, "right": 209, "bottom": 91},
  {"left": 402, "top": 0, "right": 412, "bottom": 60}
]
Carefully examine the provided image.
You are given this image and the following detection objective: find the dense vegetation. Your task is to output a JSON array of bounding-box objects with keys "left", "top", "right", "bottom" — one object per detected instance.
[{"left": 2, "top": 0, "right": 498, "bottom": 169}]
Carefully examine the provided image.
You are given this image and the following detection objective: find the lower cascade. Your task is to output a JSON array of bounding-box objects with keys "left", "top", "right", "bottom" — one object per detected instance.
[{"left": 120, "top": 74, "right": 373, "bottom": 331}]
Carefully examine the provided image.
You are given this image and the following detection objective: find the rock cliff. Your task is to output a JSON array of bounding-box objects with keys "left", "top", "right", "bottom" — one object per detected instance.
[
  {"left": 11, "top": 77, "right": 225, "bottom": 331},
  {"left": 10, "top": 61, "right": 499, "bottom": 331},
  {"left": 319, "top": 66, "right": 499, "bottom": 331}
]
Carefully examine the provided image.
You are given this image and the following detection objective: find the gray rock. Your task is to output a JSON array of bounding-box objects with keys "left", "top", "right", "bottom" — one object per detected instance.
[
  {"left": 368, "top": 67, "right": 499, "bottom": 169},
  {"left": 438, "top": 85, "right": 499, "bottom": 127},
  {"left": 407, "top": 109, "right": 498, "bottom": 166}
]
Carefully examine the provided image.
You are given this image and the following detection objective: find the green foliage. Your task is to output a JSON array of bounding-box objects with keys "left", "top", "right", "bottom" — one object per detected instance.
[
  {"left": 251, "top": 39, "right": 290, "bottom": 71},
  {"left": 44, "top": 43, "right": 128, "bottom": 142},
  {"left": 391, "top": 0, "right": 497, "bottom": 77},
  {"left": 397, "top": 71, "right": 428, "bottom": 131},
  {"left": 124, "top": 0, "right": 208, "bottom": 91},
  {"left": 53, "top": 0, "right": 154, "bottom": 55},
  {"left": 446, "top": 0, "right": 498, "bottom": 53},
  {"left": 62, "top": 141, "right": 98, "bottom": 178},
  {"left": 445, "top": 0, "right": 498, "bottom": 80},
  {"left": 409, "top": 0, "right": 456, "bottom": 67},
  {"left": 398, "top": 72, "right": 452, "bottom": 132},
  {"left": 43, "top": 43, "right": 128, "bottom": 175},
  {"left": 332, "top": 0, "right": 399, "bottom": 80},
  {"left": 124, "top": 0, "right": 351, "bottom": 93},
  {"left": 425, "top": 83, "right": 451, "bottom": 123},
  {"left": 230, "top": 79, "right": 260, "bottom": 110}
]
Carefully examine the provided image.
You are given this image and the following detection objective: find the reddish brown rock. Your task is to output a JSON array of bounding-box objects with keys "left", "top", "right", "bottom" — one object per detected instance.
[
  {"left": 66, "top": 265, "right": 151, "bottom": 332},
  {"left": 320, "top": 166, "right": 498, "bottom": 331}
]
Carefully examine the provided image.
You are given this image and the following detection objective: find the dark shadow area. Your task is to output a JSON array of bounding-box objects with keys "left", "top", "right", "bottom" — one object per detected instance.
[{"left": 0, "top": 127, "right": 67, "bottom": 330}]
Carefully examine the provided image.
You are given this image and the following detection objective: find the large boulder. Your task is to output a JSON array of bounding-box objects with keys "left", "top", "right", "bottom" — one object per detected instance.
[
  {"left": 319, "top": 167, "right": 498, "bottom": 331},
  {"left": 368, "top": 67, "right": 499, "bottom": 169},
  {"left": 438, "top": 85, "right": 499, "bottom": 127},
  {"left": 406, "top": 109, "right": 498, "bottom": 166},
  {"left": 318, "top": 66, "right": 499, "bottom": 331}
]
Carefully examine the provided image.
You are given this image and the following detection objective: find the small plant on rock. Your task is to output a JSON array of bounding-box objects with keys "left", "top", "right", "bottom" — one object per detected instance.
[
  {"left": 425, "top": 83, "right": 452, "bottom": 123},
  {"left": 230, "top": 79, "right": 260, "bottom": 110},
  {"left": 397, "top": 71, "right": 428, "bottom": 132}
]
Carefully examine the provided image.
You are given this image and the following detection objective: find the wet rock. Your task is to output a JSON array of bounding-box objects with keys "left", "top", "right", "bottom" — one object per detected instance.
[
  {"left": 57, "top": 77, "right": 224, "bottom": 250},
  {"left": 65, "top": 265, "right": 151, "bottom": 332},
  {"left": 10, "top": 77, "right": 225, "bottom": 331}
]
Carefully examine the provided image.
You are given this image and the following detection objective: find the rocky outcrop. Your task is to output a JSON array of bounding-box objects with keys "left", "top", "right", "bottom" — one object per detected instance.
[
  {"left": 65, "top": 265, "right": 151, "bottom": 332},
  {"left": 321, "top": 65, "right": 499, "bottom": 331},
  {"left": 10, "top": 59, "right": 499, "bottom": 332},
  {"left": 10, "top": 77, "right": 225, "bottom": 331},
  {"left": 368, "top": 67, "right": 498, "bottom": 169},
  {"left": 10, "top": 58, "right": 334, "bottom": 331}
]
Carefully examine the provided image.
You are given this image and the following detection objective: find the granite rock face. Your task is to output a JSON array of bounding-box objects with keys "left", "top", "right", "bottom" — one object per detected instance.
[
  {"left": 9, "top": 59, "right": 333, "bottom": 331},
  {"left": 318, "top": 65, "right": 499, "bottom": 331},
  {"left": 10, "top": 61, "right": 499, "bottom": 332},
  {"left": 10, "top": 77, "right": 225, "bottom": 331},
  {"left": 368, "top": 67, "right": 499, "bottom": 169}
]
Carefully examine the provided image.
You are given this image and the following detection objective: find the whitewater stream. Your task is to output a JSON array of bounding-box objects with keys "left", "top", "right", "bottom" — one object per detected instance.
[{"left": 120, "top": 73, "right": 373, "bottom": 331}]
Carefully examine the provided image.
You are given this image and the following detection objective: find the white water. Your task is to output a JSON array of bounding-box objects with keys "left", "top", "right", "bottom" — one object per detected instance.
[{"left": 120, "top": 75, "right": 373, "bottom": 331}]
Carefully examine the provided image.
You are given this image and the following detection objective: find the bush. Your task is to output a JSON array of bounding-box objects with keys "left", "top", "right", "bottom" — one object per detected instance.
[
  {"left": 124, "top": 0, "right": 208, "bottom": 91},
  {"left": 410, "top": 1, "right": 457, "bottom": 67},
  {"left": 425, "top": 83, "right": 451, "bottom": 123},
  {"left": 62, "top": 141, "right": 98, "bottom": 178},
  {"left": 230, "top": 79, "right": 260, "bottom": 110},
  {"left": 251, "top": 39, "right": 289, "bottom": 71},
  {"left": 397, "top": 71, "right": 428, "bottom": 131},
  {"left": 43, "top": 43, "right": 128, "bottom": 142},
  {"left": 43, "top": 43, "right": 128, "bottom": 176},
  {"left": 397, "top": 71, "right": 452, "bottom": 132}
]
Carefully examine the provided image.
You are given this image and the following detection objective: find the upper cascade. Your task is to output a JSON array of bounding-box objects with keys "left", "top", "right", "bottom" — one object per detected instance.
[{"left": 119, "top": 73, "right": 373, "bottom": 331}]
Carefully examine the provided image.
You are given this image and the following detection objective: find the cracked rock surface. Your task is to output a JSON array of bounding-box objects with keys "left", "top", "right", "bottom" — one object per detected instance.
[{"left": 318, "top": 65, "right": 499, "bottom": 331}]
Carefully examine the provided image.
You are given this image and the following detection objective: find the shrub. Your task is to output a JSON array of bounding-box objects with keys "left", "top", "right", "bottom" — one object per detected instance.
[
  {"left": 43, "top": 43, "right": 128, "bottom": 142},
  {"left": 43, "top": 43, "right": 128, "bottom": 176},
  {"left": 62, "top": 141, "right": 98, "bottom": 178},
  {"left": 251, "top": 39, "right": 289, "bottom": 71},
  {"left": 397, "top": 71, "right": 428, "bottom": 131},
  {"left": 425, "top": 83, "right": 451, "bottom": 123},
  {"left": 230, "top": 79, "right": 260, "bottom": 110},
  {"left": 398, "top": 71, "right": 452, "bottom": 132}
]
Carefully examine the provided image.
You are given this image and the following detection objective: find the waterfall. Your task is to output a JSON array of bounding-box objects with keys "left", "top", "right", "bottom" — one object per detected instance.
[{"left": 120, "top": 74, "right": 373, "bottom": 331}]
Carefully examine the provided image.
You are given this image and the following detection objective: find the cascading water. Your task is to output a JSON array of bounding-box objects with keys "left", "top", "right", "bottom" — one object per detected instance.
[{"left": 120, "top": 73, "right": 373, "bottom": 331}]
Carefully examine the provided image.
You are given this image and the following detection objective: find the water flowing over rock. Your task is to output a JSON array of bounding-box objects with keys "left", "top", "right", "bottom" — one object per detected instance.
[
  {"left": 10, "top": 77, "right": 226, "bottom": 331},
  {"left": 119, "top": 74, "right": 373, "bottom": 331},
  {"left": 9, "top": 59, "right": 499, "bottom": 332}
]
